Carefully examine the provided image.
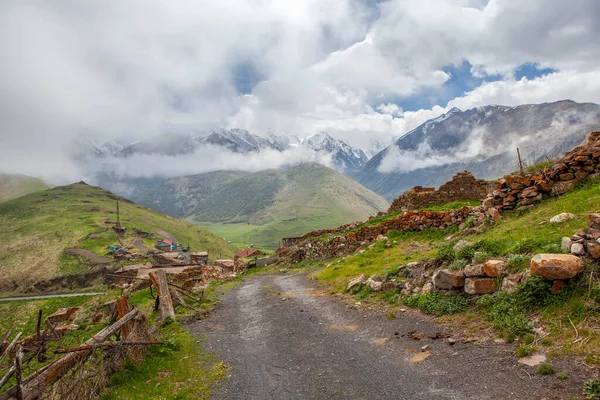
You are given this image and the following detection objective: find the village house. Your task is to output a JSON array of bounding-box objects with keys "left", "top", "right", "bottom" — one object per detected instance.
[
  {"left": 191, "top": 251, "right": 209, "bottom": 265},
  {"left": 216, "top": 259, "right": 235, "bottom": 272},
  {"left": 155, "top": 239, "right": 176, "bottom": 252}
]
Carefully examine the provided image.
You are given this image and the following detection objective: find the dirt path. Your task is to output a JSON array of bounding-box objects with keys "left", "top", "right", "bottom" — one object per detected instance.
[
  {"left": 65, "top": 248, "right": 110, "bottom": 264},
  {"left": 189, "top": 274, "right": 579, "bottom": 400}
]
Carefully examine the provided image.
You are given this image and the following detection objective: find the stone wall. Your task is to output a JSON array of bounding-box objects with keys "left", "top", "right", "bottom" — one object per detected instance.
[
  {"left": 485, "top": 131, "right": 600, "bottom": 212},
  {"left": 388, "top": 171, "right": 495, "bottom": 213},
  {"left": 279, "top": 206, "right": 484, "bottom": 262}
]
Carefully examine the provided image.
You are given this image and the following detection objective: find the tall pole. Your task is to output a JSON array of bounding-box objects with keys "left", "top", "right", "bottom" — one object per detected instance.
[
  {"left": 516, "top": 148, "right": 524, "bottom": 175},
  {"left": 116, "top": 201, "right": 121, "bottom": 228}
]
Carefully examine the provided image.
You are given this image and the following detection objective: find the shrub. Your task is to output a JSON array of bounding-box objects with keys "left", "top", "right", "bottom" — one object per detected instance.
[
  {"left": 457, "top": 245, "right": 476, "bottom": 262},
  {"left": 537, "top": 363, "right": 555, "bottom": 375},
  {"left": 540, "top": 337, "right": 553, "bottom": 346},
  {"left": 583, "top": 379, "right": 600, "bottom": 400},
  {"left": 474, "top": 238, "right": 513, "bottom": 256},
  {"left": 463, "top": 216, "right": 476, "bottom": 229},
  {"left": 556, "top": 372, "right": 568, "bottom": 380},
  {"left": 522, "top": 333, "right": 535, "bottom": 345},
  {"left": 352, "top": 285, "right": 373, "bottom": 300},
  {"left": 515, "top": 344, "right": 534, "bottom": 358},
  {"left": 473, "top": 251, "right": 489, "bottom": 264},
  {"left": 436, "top": 243, "right": 456, "bottom": 262},
  {"left": 542, "top": 243, "right": 562, "bottom": 253},
  {"left": 403, "top": 292, "right": 469, "bottom": 316},
  {"left": 505, "top": 255, "right": 531, "bottom": 273},
  {"left": 448, "top": 259, "right": 468, "bottom": 271}
]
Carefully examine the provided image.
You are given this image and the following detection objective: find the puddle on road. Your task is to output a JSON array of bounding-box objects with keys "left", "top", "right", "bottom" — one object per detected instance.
[
  {"left": 409, "top": 351, "right": 431, "bottom": 363},
  {"left": 330, "top": 324, "right": 359, "bottom": 332}
]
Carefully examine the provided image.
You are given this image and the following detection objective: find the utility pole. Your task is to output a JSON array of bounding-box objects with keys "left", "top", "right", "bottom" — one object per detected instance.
[
  {"left": 116, "top": 201, "right": 121, "bottom": 229},
  {"left": 516, "top": 148, "right": 524, "bottom": 175}
]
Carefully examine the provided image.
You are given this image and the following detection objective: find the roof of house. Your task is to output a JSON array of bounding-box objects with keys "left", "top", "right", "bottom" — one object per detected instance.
[
  {"left": 235, "top": 248, "right": 263, "bottom": 258},
  {"left": 157, "top": 239, "right": 173, "bottom": 245},
  {"left": 192, "top": 252, "right": 208, "bottom": 256},
  {"left": 216, "top": 259, "right": 234, "bottom": 268}
]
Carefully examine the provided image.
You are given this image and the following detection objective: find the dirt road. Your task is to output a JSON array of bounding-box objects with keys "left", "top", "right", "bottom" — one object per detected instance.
[{"left": 189, "top": 274, "right": 578, "bottom": 399}]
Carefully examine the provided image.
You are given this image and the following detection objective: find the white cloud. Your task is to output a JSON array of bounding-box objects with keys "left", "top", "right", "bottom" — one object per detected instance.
[{"left": 0, "top": 0, "right": 599, "bottom": 182}]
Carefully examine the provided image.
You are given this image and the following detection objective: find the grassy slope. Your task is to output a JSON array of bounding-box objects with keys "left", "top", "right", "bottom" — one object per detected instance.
[
  {"left": 191, "top": 163, "right": 389, "bottom": 249},
  {"left": 310, "top": 177, "right": 600, "bottom": 360},
  {"left": 0, "top": 183, "right": 238, "bottom": 285},
  {"left": 0, "top": 173, "right": 49, "bottom": 202}
]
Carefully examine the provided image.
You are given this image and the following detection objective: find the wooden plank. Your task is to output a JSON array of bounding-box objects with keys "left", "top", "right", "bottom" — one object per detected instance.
[
  {"left": 15, "top": 346, "right": 22, "bottom": 400},
  {"left": 148, "top": 270, "right": 175, "bottom": 321},
  {"left": 115, "top": 296, "right": 131, "bottom": 340},
  {"left": 0, "top": 309, "right": 138, "bottom": 400}
]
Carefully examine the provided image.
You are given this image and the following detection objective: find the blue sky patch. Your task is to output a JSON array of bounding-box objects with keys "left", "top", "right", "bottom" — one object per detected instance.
[
  {"left": 233, "top": 61, "right": 263, "bottom": 95},
  {"left": 514, "top": 62, "right": 556, "bottom": 80}
]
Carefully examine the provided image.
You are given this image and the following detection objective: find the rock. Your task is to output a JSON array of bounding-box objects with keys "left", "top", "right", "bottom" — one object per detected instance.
[
  {"left": 464, "top": 264, "right": 485, "bottom": 277},
  {"left": 551, "top": 280, "right": 566, "bottom": 294},
  {"left": 47, "top": 307, "right": 80, "bottom": 325},
  {"left": 421, "top": 345, "right": 430, "bottom": 352},
  {"left": 570, "top": 243, "right": 586, "bottom": 256},
  {"left": 488, "top": 207, "right": 501, "bottom": 221},
  {"left": 561, "top": 237, "right": 573, "bottom": 252},
  {"left": 406, "top": 262, "right": 419, "bottom": 268},
  {"left": 464, "top": 278, "right": 497, "bottom": 295},
  {"left": 551, "top": 181, "right": 576, "bottom": 196},
  {"left": 518, "top": 354, "right": 547, "bottom": 367},
  {"left": 365, "top": 276, "right": 383, "bottom": 291},
  {"left": 549, "top": 213, "right": 575, "bottom": 223},
  {"left": 381, "top": 282, "right": 397, "bottom": 291},
  {"left": 421, "top": 282, "right": 433, "bottom": 294},
  {"left": 399, "top": 308, "right": 407, "bottom": 313},
  {"left": 453, "top": 240, "right": 472, "bottom": 252},
  {"left": 483, "top": 260, "right": 504, "bottom": 277},
  {"left": 376, "top": 235, "right": 388, "bottom": 242},
  {"left": 589, "top": 214, "right": 600, "bottom": 230},
  {"left": 501, "top": 274, "right": 523, "bottom": 293},
  {"left": 529, "top": 254, "right": 585, "bottom": 280},
  {"left": 447, "top": 338, "right": 457, "bottom": 345},
  {"left": 586, "top": 240, "right": 600, "bottom": 259},
  {"left": 347, "top": 274, "right": 366, "bottom": 291},
  {"left": 432, "top": 270, "right": 466, "bottom": 290}
]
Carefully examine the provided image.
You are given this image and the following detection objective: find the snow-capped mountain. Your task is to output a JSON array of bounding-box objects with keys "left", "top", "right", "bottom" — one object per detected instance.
[
  {"left": 303, "top": 132, "right": 369, "bottom": 173},
  {"left": 74, "top": 129, "right": 370, "bottom": 175},
  {"left": 356, "top": 100, "right": 600, "bottom": 200}
]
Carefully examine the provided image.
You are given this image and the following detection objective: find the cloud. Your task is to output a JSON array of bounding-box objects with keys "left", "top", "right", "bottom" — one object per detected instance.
[{"left": 0, "top": 0, "right": 599, "bottom": 183}]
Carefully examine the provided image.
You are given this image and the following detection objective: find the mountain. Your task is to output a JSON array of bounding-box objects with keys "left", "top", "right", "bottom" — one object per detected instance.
[
  {"left": 0, "top": 174, "right": 50, "bottom": 202},
  {"left": 110, "top": 163, "right": 388, "bottom": 249},
  {"left": 74, "top": 129, "right": 370, "bottom": 175},
  {"left": 0, "top": 182, "right": 238, "bottom": 291},
  {"left": 357, "top": 100, "right": 600, "bottom": 200},
  {"left": 304, "top": 132, "right": 370, "bottom": 174}
]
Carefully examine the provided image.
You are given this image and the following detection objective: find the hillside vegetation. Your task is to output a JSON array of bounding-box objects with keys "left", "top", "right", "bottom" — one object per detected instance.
[
  {"left": 302, "top": 176, "right": 600, "bottom": 366},
  {"left": 189, "top": 163, "right": 389, "bottom": 249},
  {"left": 0, "top": 173, "right": 49, "bottom": 202},
  {"left": 0, "top": 182, "right": 237, "bottom": 288}
]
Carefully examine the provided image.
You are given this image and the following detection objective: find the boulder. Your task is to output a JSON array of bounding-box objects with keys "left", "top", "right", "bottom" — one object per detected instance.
[
  {"left": 464, "top": 278, "right": 497, "bottom": 295},
  {"left": 433, "top": 270, "right": 465, "bottom": 290},
  {"left": 561, "top": 237, "right": 573, "bottom": 252},
  {"left": 501, "top": 274, "right": 523, "bottom": 293},
  {"left": 421, "top": 282, "right": 434, "bottom": 294},
  {"left": 381, "top": 281, "right": 397, "bottom": 291},
  {"left": 586, "top": 240, "right": 600, "bottom": 259},
  {"left": 483, "top": 260, "right": 504, "bottom": 277},
  {"left": 488, "top": 207, "right": 501, "bottom": 222},
  {"left": 570, "top": 243, "right": 586, "bottom": 256},
  {"left": 588, "top": 214, "right": 600, "bottom": 230},
  {"left": 365, "top": 276, "right": 383, "bottom": 291},
  {"left": 464, "top": 264, "right": 485, "bottom": 277},
  {"left": 551, "top": 181, "right": 576, "bottom": 196},
  {"left": 529, "top": 254, "right": 585, "bottom": 280},
  {"left": 549, "top": 213, "right": 575, "bottom": 223},
  {"left": 347, "top": 274, "right": 366, "bottom": 291}
]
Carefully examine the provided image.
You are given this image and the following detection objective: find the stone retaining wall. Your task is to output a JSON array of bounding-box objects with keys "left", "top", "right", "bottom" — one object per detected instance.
[{"left": 388, "top": 171, "right": 495, "bottom": 213}]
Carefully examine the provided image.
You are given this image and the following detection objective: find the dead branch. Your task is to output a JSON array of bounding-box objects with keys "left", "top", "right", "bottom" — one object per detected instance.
[
  {"left": 15, "top": 346, "right": 22, "bottom": 400},
  {"left": 0, "top": 365, "right": 16, "bottom": 390},
  {"left": 0, "top": 333, "right": 22, "bottom": 365},
  {"left": 0, "top": 329, "right": 13, "bottom": 353},
  {"left": 0, "top": 308, "right": 139, "bottom": 400},
  {"left": 171, "top": 290, "right": 197, "bottom": 311},
  {"left": 52, "top": 341, "right": 164, "bottom": 355}
]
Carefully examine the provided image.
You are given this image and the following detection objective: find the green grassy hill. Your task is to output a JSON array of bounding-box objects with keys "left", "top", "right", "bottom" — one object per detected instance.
[
  {"left": 0, "top": 173, "right": 50, "bottom": 202},
  {"left": 0, "top": 182, "right": 238, "bottom": 289},
  {"left": 188, "top": 163, "right": 389, "bottom": 249}
]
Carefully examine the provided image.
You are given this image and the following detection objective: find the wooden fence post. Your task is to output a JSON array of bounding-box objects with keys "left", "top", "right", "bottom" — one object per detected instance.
[{"left": 148, "top": 270, "right": 175, "bottom": 321}]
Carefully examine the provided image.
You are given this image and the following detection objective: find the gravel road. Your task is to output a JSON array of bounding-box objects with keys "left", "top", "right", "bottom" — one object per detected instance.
[{"left": 189, "top": 274, "right": 578, "bottom": 399}]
